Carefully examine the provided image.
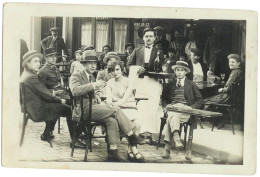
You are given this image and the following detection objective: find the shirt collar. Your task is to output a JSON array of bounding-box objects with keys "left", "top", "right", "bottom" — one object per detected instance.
[
  {"left": 145, "top": 44, "right": 153, "bottom": 49},
  {"left": 176, "top": 77, "right": 186, "bottom": 86}
]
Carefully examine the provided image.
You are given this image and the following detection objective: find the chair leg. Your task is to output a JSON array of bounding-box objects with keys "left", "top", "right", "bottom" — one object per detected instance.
[
  {"left": 179, "top": 124, "right": 183, "bottom": 138},
  {"left": 104, "top": 126, "right": 110, "bottom": 152},
  {"left": 20, "top": 114, "right": 29, "bottom": 147},
  {"left": 58, "top": 118, "right": 60, "bottom": 134},
  {"left": 46, "top": 121, "right": 53, "bottom": 148},
  {"left": 70, "top": 122, "right": 76, "bottom": 157},
  {"left": 184, "top": 125, "right": 188, "bottom": 149},
  {"left": 84, "top": 135, "right": 89, "bottom": 162},
  {"left": 229, "top": 108, "right": 235, "bottom": 135},
  {"left": 157, "top": 118, "right": 166, "bottom": 150}
]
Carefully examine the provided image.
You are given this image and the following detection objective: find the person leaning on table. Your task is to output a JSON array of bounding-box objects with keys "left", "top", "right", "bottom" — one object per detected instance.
[
  {"left": 161, "top": 61, "right": 203, "bottom": 159},
  {"left": 20, "top": 50, "right": 72, "bottom": 142}
]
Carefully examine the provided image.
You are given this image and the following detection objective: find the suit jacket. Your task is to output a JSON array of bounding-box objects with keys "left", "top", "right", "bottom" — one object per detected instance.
[
  {"left": 163, "top": 78, "right": 203, "bottom": 109},
  {"left": 127, "top": 46, "right": 163, "bottom": 72},
  {"left": 69, "top": 70, "right": 97, "bottom": 121},
  {"left": 20, "top": 68, "right": 62, "bottom": 122},
  {"left": 187, "top": 60, "right": 207, "bottom": 81},
  {"left": 41, "top": 36, "right": 68, "bottom": 57}
]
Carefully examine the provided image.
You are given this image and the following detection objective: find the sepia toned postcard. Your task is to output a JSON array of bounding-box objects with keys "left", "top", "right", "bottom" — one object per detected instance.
[{"left": 2, "top": 2, "right": 257, "bottom": 175}]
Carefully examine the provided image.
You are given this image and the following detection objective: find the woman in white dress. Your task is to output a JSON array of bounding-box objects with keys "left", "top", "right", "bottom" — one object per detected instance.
[{"left": 106, "top": 60, "right": 144, "bottom": 162}]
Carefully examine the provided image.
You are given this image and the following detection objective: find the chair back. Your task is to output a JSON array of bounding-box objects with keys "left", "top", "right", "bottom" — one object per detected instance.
[
  {"left": 20, "top": 82, "right": 26, "bottom": 114},
  {"left": 230, "top": 82, "right": 244, "bottom": 109}
]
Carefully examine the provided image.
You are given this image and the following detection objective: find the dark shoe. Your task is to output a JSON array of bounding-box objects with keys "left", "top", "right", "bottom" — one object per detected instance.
[
  {"left": 133, "top": 152, "right": 145, "bottom": 162},
  {"left": 128, "top": 134, "right": 138, "bottom": 146},
  {"left": 40, "top": 133, "right": 54, "bottom": 141},
  {"left": 107, "top": 149, "right": 125, "bottom": 162},
  {"left": 162, "top": 149, "right": 170, "bottom": 159},
  {"left": 71, "top": 139, "right": 86, "bottom": 149},
  {"left": 127, "top": 152, "right": 135, "bottom": 161}
]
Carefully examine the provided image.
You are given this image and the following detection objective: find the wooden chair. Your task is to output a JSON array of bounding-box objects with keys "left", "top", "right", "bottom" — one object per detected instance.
[
  {"left": 207, "top": 82, "right": 244, "bottom": 134},
  {"left": 70, "top": 91, "right": 109, "bottom": 162},
  {"left": 19, "top": 82, "right": 53, "bottom": 147}
]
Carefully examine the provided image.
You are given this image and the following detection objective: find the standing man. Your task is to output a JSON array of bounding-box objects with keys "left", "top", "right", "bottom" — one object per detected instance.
[
  {"left": 127, "top": 28, "right": 163, "bottom": 142},
  {"left": 70, "top": 50, "right": 144, "bottom": 162},
  {"left": 170, "top": 31, "right": 186, "bottom": 61},
  {"left": 154, "top": 26, "right": 169, "bottom": 55},
  {"left": 41, "top": 27, "right": 68, "bottom": 63},
  {"left": 37, "top": 48, "right": 83, "bottom": 147}
]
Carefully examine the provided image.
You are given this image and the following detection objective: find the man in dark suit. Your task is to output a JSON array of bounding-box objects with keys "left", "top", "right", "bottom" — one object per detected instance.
[
  {"left": 20, "top": 50, "right": 71, "bottom": 141},
  {"left": 187, "top": 48, "right": 207, "bottom": 81},
  {"left": 127, "top": 28, "right": 163, "bottom": 142},
  {"left": 162, "top": 61, "right": 203, "bottom": 159},
  {"left": 41, "top": 27, "right": 68, "bottom": 63},
  {"left": 70, "top": 50, "right": 144, "bottom": 162}
]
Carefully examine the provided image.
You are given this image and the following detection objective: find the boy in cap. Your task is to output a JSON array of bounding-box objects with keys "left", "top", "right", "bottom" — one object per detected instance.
[
  {"left": 70, "top": 50, "right": 143, "bottom": 162},
  {"left": 162, "top": 61, "right": 203, "bottom": 159}
]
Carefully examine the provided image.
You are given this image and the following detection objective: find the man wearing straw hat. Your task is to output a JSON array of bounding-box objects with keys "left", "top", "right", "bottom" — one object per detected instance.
[
  {"left": 162, "top": 61, "right": 203, "bottom": 159},
  {"left": 20, "top": 50, "right": 72, "bottom": 142},
  {"left": 70, "top": 50, "right": 144, "bottom": 162}
]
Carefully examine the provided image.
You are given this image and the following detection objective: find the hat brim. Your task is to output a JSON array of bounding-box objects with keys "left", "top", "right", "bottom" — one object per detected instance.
[
  {"left": 22, "top": 53, "right": 43, "bottom": 68},
  {"left": 45, "top": 52, "right": 58, "bottom": 57},
  {"left": 103, "top": 55, "right": 121, "bottom": 64},
  {"left": 171, "top": 65, "right": 191, "bottom": 73}
]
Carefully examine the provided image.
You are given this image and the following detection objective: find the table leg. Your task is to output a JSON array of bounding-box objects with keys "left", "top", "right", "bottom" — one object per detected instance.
[{"left": 185, "top": 116, "right": 195, "bottom": 160}]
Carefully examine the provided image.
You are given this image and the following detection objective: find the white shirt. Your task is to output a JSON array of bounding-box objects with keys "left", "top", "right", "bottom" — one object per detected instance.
[
  {"left": 144, "top": 44, "right": 153, "bottom": 63},
  {"left": 185, "top": 41, "right": 197, "bottom": 56},
  {"left": 176, "top": 77, "right": 186, "bottom": 87},
  {"left": 192, "top": 62, "right": 204, "bottom": 81}
]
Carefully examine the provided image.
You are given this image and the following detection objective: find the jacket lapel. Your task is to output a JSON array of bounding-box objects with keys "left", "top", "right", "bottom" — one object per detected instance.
[
  {"left": 80, "top": 70, "right": 89, "bottom": 84},
  {"left": 149, "top": 47, "right": 158, "bottom": 67},
  {"left": 139, "top": 47, "right": 145, "bottom": 65}
]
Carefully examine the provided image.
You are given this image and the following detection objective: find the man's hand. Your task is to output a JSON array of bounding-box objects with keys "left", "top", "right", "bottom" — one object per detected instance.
[
  {"left": 93, "top": 80, "right": 106, "bottom": 88},
  {"left": 218, "top": 88, "right": 223, "bottom": 93},
  {"left": 54, "top": 90, "right": 64, "bottom": 96},
  {"left": 95, "top": 95, "right": 102, "bottom": 104},
  {"left": 137, "top": 67, "right": 145, "bottom": 75},
  {"left": 61, "top": 99, "right": 66, "bottom": 104}
]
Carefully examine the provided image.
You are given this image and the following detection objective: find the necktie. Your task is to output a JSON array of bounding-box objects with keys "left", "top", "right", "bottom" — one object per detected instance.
[{"left": 177, "top": 79, "right": 181, "bottom": 87}]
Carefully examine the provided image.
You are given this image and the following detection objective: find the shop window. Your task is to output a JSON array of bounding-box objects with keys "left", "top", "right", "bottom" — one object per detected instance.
[
  {"left": 96, "top": 21, "right": 109, "bottom": 52},
  {"left": 113, "top": 20, "right": 127, "bottom": 53},
  {"left": 81, "top": 19, "right": 93, "bottom": 47}
]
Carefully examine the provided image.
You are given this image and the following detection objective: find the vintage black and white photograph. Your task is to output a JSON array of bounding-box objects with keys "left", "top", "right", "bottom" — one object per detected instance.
[{"left": 2, "top": 2, "right": 257, "bottom": 175}]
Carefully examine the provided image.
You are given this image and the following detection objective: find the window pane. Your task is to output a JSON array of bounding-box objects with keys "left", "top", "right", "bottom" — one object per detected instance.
[
  {"left": 113, "top": 20, "right": 127, "bottom": 53},
  {"left": 81, "top": 21, "right": 92, "bottom": 46},
  {"left": 96, "top": 21, "right": 109, "bottom": 52}
]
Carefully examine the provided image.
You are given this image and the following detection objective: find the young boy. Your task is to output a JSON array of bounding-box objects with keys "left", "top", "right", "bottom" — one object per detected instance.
[
  {"left": 162, "top": 61, "right": 203, "bottom": 159},
  {"left": 164, "top": 48, "right": 177, "bottom": 73},
  {"left": 70, "top": 50, "right": 84, "bottom": 74}
]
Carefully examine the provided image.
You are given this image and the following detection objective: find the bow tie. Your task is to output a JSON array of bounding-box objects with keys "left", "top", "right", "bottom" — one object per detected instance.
[{"left": 145, "top": 46, "right": 151, "bottom": 49}]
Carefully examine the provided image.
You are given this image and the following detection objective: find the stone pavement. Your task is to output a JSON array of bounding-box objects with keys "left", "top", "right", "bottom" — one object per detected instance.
[{"left": 17, "top": 118, "right": 228, "bottom": 164}]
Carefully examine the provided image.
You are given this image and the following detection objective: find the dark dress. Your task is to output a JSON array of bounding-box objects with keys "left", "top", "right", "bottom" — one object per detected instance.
[{"left": 205, "top": 67, "right": 244, "bottom": 105}]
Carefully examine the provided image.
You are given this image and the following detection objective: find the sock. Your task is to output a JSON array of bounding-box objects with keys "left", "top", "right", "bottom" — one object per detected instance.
[
  {"left": 127, "top": 130, "right": 133, "bottom": 136},
  {"left": 110, "top": 144, "right": 117, "bottom": 150}
]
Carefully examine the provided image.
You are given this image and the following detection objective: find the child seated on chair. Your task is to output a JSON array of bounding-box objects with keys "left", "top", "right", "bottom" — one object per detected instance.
[{"left": 162, "top": 61, "right": 203, "bottom": 159}]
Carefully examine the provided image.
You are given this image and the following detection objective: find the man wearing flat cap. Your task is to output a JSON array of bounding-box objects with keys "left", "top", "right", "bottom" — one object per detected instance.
[
  {"left": 41, "top": 27, "right": 68, "bottom": 63},
  {"left": 69, "top": 50, "right": 142, "bottom": 162}
]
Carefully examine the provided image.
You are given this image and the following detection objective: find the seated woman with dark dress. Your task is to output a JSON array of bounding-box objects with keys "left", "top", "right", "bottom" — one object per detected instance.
[
  {"left": 105, "top": 60, "right": 144, "bottom": 162},
  {"left": 204, "top": 54, "right": 244, "bottom": 128}
]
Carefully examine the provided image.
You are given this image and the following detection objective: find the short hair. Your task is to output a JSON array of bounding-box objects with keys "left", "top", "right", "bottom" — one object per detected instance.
[
  {"left": 227, "top": 54, "right": 241, "bottom": 63},
  {"left": 102, "top": 45, "right": 111, "bottom": 51},
  {"left": 143, "top": 28, "right": 155, "bottom": 36},
  {"left": 109, "top": 60, "right": 124, "bottom": 73}
]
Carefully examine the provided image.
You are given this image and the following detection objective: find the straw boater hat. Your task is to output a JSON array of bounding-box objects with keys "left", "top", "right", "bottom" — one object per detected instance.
[
  {"left": 22, "top": 50, "right": 43, "bottom": 68},
  {"left": 172, "top": 61, "right": 191, "bottom": 73},
  {"left": 103, "top": 52, "right": 121, "bottom": 64},
  {"left": 80, "top": 50, "right": 98, "bottom": 63}
]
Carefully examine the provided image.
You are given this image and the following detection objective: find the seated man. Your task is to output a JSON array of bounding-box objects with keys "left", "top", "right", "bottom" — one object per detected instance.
[
  {"left": 38, "top": 48, "right": 83, "bottom": 147},
  {"left": 162, "top": 61, "right": 203, "bottom": 159},
  {"left": 20, "top": 50, "right": 71, "bottom": 141},
  {"left": 187, "top": 48, "right": 207, "bottom": 82},
  {"left": 96, "top": 52, "right": 121, "bottom": 98},
  {"left": 69, "top": 50, "right": 143, "bottom": 162}
]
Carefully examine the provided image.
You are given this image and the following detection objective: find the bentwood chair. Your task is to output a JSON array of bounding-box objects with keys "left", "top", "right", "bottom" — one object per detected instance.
[
  {"left": 20, "top": 82, "right": 53, "bottom": 147},
  {"left": 208, "top": 82, "right": 245, "bottom": 135},
  {"left": 70, "top": 91, "right": 109, "bottom": 162}
]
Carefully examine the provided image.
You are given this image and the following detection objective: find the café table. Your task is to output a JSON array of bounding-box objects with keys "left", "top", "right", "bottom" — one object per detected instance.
[
  {"left": 165, "top": 104, "right": 223, "bottom": 160},
  {"left": 195, "top": 81, "right": 225, "bottom": 98}
]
